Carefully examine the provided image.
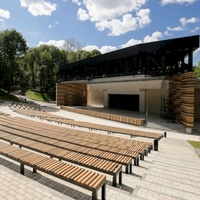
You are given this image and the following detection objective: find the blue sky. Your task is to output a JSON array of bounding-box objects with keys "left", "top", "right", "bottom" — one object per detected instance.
[{"left": 0, "top": 0, "right": 200, "bottom": 65}]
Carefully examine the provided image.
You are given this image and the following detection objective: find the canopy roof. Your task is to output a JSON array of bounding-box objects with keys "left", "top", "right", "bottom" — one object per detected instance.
[{"left": 58, "top": 35, "right": 200, "bottom": 82}]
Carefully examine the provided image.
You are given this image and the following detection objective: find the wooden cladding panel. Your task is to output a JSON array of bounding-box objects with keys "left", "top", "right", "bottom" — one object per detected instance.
[
  {"left": 169, "top": 72, "right": 194, "bottom": 128},
  {"left": 56, "top": 83, "right": 87, "bottom": 106},
  {"left": 56, "top": 83, "right": 66, "bottom": 106}
]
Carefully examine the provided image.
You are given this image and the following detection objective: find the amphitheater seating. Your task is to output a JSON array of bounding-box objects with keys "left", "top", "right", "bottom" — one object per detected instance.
[
  {"left": 9, "top": 103, "right": 163, "bottom": 141},
  {"left": 48, "top": 118, "right": 163, "bottom": 140},
  {"left": 0, "top": 130, "right": 123, "bottom": 187},
  {"left": 0, "top": 116, "right": 151, "bottom": 165},
  {"left": 0, "top": 141, "right": 106, "bottom": 200},
  {"left": 61, "top": 106, "right": 146, "bottom": 126},
  {"left": 10, "top": 104, "right": 70, "bottom": 120},
  {"left": 0, "top": 111, "right": 10, "bottom": 116},
  {"left": 0, "top": 118, "right": 134, "bottom": 173}
]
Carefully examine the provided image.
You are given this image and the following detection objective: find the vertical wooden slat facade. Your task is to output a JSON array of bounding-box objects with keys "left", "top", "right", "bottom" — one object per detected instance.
[
  {"left": 56, "top": 83, "right": 87, "bottom": 106},
  {"left": 194, "top": 88, "right": 200, "bottom": 122},
  {"left": 169, "top": 72, "right": 194, "bottom": 128},
  {"left": 56, "top": 83, "right": 65, "bottom": 106}
]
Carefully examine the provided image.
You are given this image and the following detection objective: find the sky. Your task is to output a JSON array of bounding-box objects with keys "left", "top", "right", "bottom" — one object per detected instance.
[{"left": 0, "top": 0, "right": 200, "bottom": 65}]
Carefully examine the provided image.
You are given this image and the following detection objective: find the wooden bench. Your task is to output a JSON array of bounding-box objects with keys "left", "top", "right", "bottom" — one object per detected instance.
[
  {"left": 0, "top": 131, "right": 123, "bottom": 187},
  {"left": 0, "top": 125, "right": 132, "bottom": 175},
  {"left": 49, "top": 118, "right": 163, "bottom": 140},
  {"left": 61, "top": 106, "right": 146, "bottom": 126},
  {"left": 0, "top": 141, "right": 106, "bottom": 200},
  {"left": 0, "top": 117, "right": 137, "bottom": 170},
  {"left": 1, "top": 116, "right": 150, "bottom": 157},
  {"left": 10, "top": 106, "right": 162, "bottom": 140}
]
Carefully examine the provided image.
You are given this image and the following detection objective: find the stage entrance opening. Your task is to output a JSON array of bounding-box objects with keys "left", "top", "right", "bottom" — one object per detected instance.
[{"left": 109, "top": 94, "right": 139, "bottom": 111}]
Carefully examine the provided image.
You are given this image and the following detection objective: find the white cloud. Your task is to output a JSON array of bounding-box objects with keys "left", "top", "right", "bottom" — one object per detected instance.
[
  {"left": 20, "top": 0, "right": 57, "bottom": 16},
  {"left": 77, "top": 8, "right": 89, "bottom": 20},
  {"left": 96, "top": 14, "right": 138, "bottom": 36},
  {"left": 75, "top": 0, "right": 148, "bottom": 36},
  {"left": 120, "top": 39, "right": 142, "bottom": 49},
  {"left": 167, "top": 26, "right": 184, "bottom": 31},
  {"left": 82, "top": 45, "right": 99, "bottom": 51},
  {"left": 81, "top": 0, "right": 147, "bottom": 22},
  {"left": 180, "top": 17, "right": 198, "bottom": 27},
  {"left": 38, "top": 40, "right": 117, "bottom": 54},
  {"left": 38, "top": 40, "right": 65, "bottom": 48},
  {"left": 99, "top": 46, "right": 117, "bottom": 54},
  {"left": 0, "top": 9, "right": 10, "bottom": 19},
  {"left": 161, "top": 0, "right": 196, "bottom": 5},
  {"left": 167, "top": 17, "right": 199, "bottom": 32},
  {"left": 82, "top": 45, "right": 117, "bottom": 54},
  {"left": 137, "top": 9, "right": 151, "bottom": 28},
  {"left": 143, "top": 31, "right": 163, "bottom": 43},
  {"left": 96, "top": 9, "right": 151, "bottom": 36},
  {"left": 83, "top": 31, "right": 163, "bottom": 54},
  {"left": 191, "top": 26, "right": 200, "bottom": 33},
  {"left": 72, "top": 0, "right": 81, "bottom": 6}
]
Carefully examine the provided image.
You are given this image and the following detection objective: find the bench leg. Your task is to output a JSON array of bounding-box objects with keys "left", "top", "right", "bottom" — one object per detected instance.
[
  {"left": 134, "top": 157, "right": 139, "bottom": 166},
  {"left": 119, "top": 171, "right": 122, "bottom": 185},
  {"left": 92, "top": 190, "right": 98, "bottom": 200},
  {"left": 113, "top": 175, "right": 117, "bottom": 187},
  {"left": 102, "top": 183, "right": 106, "bottom": 200},
  {"left": 20, "top": 163, "right": 24, "bottom": 175},
  {"left": 140, "top": 153, "right": 144, "bottom": 160},
  {"left": 125, "top": 165, "right": 129, "bottom": 174},
  {"left": 148, "top": 147, "right": 152, "bottom": 153},
  {"left": 154, "top": 139, "right": 159, "bottom": 151},
  {"left": 130, "top": 164, "right": 132, "bottom": 174}
]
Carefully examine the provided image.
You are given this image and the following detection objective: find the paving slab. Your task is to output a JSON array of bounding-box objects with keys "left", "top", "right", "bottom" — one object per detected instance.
[{"left": 0, "top": 100, "right": 200, "bottom": 200}]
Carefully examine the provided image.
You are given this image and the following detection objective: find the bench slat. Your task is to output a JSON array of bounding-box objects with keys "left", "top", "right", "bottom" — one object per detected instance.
[{"left": 0, "top": 142, "right": 106, "bottom": 200}]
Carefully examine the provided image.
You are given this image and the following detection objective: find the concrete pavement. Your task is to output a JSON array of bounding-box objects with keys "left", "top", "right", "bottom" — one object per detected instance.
[{"left": 0, "top": 100, "right": 200, "bottom": 200}]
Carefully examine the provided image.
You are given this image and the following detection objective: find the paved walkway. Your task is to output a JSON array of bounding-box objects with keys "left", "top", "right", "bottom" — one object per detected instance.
[{"left": 0, "top": 100, "right": 200, "bottom": 200}]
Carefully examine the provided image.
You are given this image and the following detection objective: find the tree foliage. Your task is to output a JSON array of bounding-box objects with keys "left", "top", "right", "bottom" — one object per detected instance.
[
  {"left": 194, "top": 61, "right": 200, "bottom": 79},
  {"left": 0, "top": 29, "right": 27, "bottom": 94},
  {"left": 0, "top": 29, "right": 101, "bottom": 96}
]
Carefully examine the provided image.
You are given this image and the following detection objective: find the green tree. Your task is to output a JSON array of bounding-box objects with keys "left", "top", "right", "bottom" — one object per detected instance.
[
  {"left": 90, "top": 49, "right": 101, "bottom": 57},
  {"left": 23, "top": 47, "right": 40, "bottom": 89},
  {"left": 35, "top": 45, "right": 66, "bottom": 92},
  {"left": 0, "top": 29, "right": 27, "bottom": 94},
  {"left": 194, "top": 61, "right": 200, "bottom": 79}
]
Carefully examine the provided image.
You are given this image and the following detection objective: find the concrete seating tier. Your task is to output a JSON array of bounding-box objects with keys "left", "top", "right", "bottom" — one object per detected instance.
[{"left": 0, "top": 141, "right": 106, "bottom": 200}]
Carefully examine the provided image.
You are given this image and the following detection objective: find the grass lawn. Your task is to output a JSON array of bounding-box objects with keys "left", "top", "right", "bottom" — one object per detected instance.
[
  {"left": 25, "top": 90, "right": 55, "bottom": 102},
  {"left": 188, "top": 140, "right": 200, "bottom": 149}
]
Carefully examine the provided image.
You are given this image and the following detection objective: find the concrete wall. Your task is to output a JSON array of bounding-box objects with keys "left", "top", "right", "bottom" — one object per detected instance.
[
  {"left": 87, "top": 80, "right": 169, "bottom": 114},
  {"left": 147, "top": 89, "right": 169, "bottom": 115},
  {"left": 87, "top": 89, "right": 104, "bottom": 107}
]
